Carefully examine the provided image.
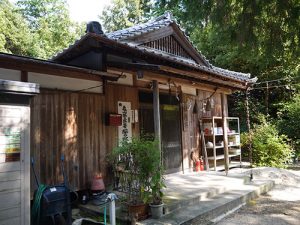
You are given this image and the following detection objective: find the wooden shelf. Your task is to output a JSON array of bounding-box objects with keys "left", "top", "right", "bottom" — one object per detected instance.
[
  {"left": 201, "top": 116, "right": 241, "bottom": 171},
  {"left": 204, "top": 134, "right": 223, "bottom": 136},
  {"left": 228, "top": 144, "right": 240, "bottom": 147},
  {"left": 206, "top": 145, "right": 223, "bottom": 149},
  {"left": 208, "top": 153, "right": 241, "bottom": 160}
]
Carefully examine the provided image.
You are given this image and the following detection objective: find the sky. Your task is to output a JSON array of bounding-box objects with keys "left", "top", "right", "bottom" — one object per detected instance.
[{"left": 67, "top": 0, "right": 112, "bottom": 23}]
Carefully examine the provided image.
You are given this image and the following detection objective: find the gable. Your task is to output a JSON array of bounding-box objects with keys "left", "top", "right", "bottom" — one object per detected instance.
[
  {"left": 107, "top": 13, "right": 210, "bottom": 66},
  {"left": 141, "top": 35, "right": 195, "bottom": 61}
]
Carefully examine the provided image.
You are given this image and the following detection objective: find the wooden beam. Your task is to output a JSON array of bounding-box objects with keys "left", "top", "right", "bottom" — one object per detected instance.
[
  {"left": 107, "top": 62, "right": 246, "bottom": 90},
  {"left": 159, "top": 65, "right": 246, "bottom": 88},
  {"left": 221, "top": 93, "right": 229, "bottom": 174},
  {"left": 153, "top": 80, "right": 162, "bottom": 157},
  {"left": 108, "top": 66, "right": 233, "bottom": 94},
  {"left": 0, "top": 53, "right": 119, "bottom": 81}
]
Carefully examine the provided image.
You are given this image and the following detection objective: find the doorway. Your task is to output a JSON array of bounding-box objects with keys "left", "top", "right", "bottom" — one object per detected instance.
[{"left": 139, "top": 92, "right": 182, "bottom": 173}]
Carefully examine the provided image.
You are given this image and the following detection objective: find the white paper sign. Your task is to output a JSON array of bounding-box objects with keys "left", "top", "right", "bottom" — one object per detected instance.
[{"left": 118, "top": 101, "right": 132, "bottom": 143}]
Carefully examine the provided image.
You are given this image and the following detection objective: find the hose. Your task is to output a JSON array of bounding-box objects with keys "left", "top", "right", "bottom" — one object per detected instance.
[{"left": 31, "top": 184, "right": 48, "bottom": 225}]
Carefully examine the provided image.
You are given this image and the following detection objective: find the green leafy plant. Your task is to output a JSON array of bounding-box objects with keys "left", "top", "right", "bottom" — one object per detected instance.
[
  {"left": 278, "top": 94, "right": 300, "bottom": 160},
  {"left": 108, "top": 137, "right": 165, "bottom": 205},
  {"left": 242, "top": 115, "right": 293, "bottom": 168}
]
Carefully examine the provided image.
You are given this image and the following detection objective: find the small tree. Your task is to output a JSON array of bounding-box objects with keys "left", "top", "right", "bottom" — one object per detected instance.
[
  {"left": 109, "top": 137, "right": 165, "bottom": 204},
  {"left": 278, "top": 94, "right": 300, "bottom": 159},
  {"left": 242, "top": 115, "right": 293, "bottom": 168}
]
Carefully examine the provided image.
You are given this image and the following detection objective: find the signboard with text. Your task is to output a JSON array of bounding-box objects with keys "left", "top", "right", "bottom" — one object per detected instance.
[{"left": 118, "top": 101, "right": 132, "bottom": 143}]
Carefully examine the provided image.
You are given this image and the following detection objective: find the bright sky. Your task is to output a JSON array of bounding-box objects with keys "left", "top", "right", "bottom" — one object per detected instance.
[
  {"left": 10, "top": 0, "right": 112, "bottom": 23},
  {"left": 67, "top": 0, "right": 112, "bottom": 22}
]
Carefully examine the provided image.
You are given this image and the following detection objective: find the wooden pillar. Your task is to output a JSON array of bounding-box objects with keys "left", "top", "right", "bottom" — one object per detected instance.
[
  {"left": 265, "top": 81, "right": 269, "bottom": 114},
  {"left": 245, "top": 88, "right": 253, "bottom": 179},
  {"left": 153, "top": 80, "right": 162, "bottom": 153},
  {"left": 221, "top": 93, "right": 229, "bottom": 174}
]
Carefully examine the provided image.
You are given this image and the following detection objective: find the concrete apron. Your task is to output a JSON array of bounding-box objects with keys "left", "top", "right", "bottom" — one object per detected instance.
[
  {"left": 137, "top": 171, "right": 275, "bottom": 225},
  {"left": 78, "top": 171, "right": 274, "bottom": 225}
]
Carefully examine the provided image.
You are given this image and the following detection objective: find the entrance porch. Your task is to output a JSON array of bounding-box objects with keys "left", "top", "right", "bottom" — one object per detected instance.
[{"left": 78, "top": 170, "right": 274, "bottom": 224}]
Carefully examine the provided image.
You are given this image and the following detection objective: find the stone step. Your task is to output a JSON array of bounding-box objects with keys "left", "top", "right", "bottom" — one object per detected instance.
[{"left": 137, "top": 179, "right": 275, "bottom": 225}]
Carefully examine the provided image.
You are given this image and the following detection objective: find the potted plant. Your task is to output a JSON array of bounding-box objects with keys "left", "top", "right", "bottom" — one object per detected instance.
[
  {"left": 137, "top": 139, "right": 166, "bottom": 219},
  {"left": 109, "top": 138, "right": 163, "bottom": 220}
]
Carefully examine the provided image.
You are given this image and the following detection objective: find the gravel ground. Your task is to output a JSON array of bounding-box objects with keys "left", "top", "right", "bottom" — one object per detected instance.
[{"left": 215, "top": 165, "right": 300, "bottom": 225}]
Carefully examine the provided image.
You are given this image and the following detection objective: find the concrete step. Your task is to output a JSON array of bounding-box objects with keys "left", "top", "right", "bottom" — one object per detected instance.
[
  {"left": 137, "top": 179, "right": 275, "bottom": 225},
  {"left": 163, "top": 173, "right": 250, "bottom": 215}
]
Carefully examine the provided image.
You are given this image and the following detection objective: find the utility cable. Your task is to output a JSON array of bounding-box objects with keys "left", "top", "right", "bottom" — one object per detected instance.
[
  {"left": 250, "top": 82, "right": 300, "bottom": 90},
  {"left": 254, "top": 76, "right": 297, "bottom": 85}
]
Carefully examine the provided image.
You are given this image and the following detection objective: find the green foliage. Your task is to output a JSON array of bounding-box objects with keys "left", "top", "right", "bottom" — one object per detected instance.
[
  {"left": 152, "top": 0, "right": 300, "bottom": 118},
  {"left": 100, "top": 0, "right": 151, "bottom": 32},
  {"left": 17, "top": 0, "right": 84, "bottom": 59},
  {"left": 242, "top": 115, "right": 293, "bottom": 168},
  {"left": 278, "top": 94, "right": 300, "bottom": 157},
  {"left": 109, "top": 138, "right": 165, "bottom": 204},
  {"left": 0, "top": 0, "right": 37, "bottom": 56},
  {"left": 0, "top": 0, "right": 83, "bottom": 59}
]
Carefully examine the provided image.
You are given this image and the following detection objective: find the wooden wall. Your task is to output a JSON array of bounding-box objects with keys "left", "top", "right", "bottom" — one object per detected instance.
[
  {"left": 29, "top": 84, "right": 227, "bottom": 190},
  {"left": 181, "top": 90, "right": 228, "bottom": 171},
  {"left": 30, "top": 85, "right": 139, "bottom": 192},
  {"left": 105, "top": 83, "right": 140, "bottom": 153}
]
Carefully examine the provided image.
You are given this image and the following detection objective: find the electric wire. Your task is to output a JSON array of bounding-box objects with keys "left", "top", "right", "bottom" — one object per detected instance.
[
  {"left": 250, "top": 82, "right": 300, "bottom": 90},
  {"left": 254, "top": 76, "right": 295, "bottom": 85}
]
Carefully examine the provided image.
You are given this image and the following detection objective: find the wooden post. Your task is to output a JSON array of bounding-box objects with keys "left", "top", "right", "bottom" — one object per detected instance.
[
  {"left": 265, "top": 81, "right": 269, "bottom": 114},
  {"left": 245, "top": 87, "right": 253, "bottom": 179},
  {"left": 153, "top": 80, "right": 162, "bottom": 154},
  {"left": 199, "top": 119, "right": 209, "bottom": 171},
  {"left": 221, "top": 93, "right": 229, "bottom": 174}
]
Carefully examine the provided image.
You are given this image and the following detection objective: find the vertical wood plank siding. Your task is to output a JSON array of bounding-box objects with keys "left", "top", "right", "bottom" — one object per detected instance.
[
  {"left": 30, "top": 85, "right": 226, "bottom": 190},
  {"left": 181, "top": 91, "right": 227, "bottom": 171},
  {"left": 143, "top": 35, "right": 193, "bottom": 60},
  {"left": 105, "top": 84, "right": 139, "bottom": 155},
  {"left": 30, "top": 86, "right": 139, "bottom": 192}
]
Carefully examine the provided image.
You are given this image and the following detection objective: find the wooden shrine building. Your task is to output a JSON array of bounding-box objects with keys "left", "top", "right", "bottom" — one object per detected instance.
[{"left": 0, "top": 12, "right": 255, "bottom": 196}]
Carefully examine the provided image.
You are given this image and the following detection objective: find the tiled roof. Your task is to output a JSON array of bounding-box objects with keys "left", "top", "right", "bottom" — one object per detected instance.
[
  {"left": 106, "top": 12, "right": 251, "bottom": 81},
  {"left": 53, "top": 12, "right": 252, "bottom": 84},
  {"left": 107, "top": 14, "right": 173, "bottom": 41},
  {"left": 134, "top": 45, "right": 250, "bottom": 81}
]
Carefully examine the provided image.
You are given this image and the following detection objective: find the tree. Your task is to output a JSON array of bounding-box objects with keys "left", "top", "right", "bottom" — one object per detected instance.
[
  {"left": 152, "top": 0, "right": 300, "bottom": 120},
  {"left": 100, "top": 0, "right": 151, "bottom": 32},
  {"left": 242, "top": 115, "right": 293, "bottom": 168},
  {"left": 0, "top": 0, "right": 38, "bottom": 56},
  {"left": 17, "top": 0, "right": 84, "bottom": 59},
  {"left": 278, "top": 94, "right": 300, "bottom": 158}
]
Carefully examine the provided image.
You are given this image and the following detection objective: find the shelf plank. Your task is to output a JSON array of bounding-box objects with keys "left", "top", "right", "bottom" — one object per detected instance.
[
  {"left": 206, "top": 145, "right": 224, "bottom": 149},
  {"left": 228, "top": 144, "right": 240, "bottom": 147},
  {"left": 208, "top": 153, "right": 241, "bottom": 160}
]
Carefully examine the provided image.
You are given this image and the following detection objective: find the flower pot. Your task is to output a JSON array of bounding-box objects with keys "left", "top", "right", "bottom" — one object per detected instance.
[
  {"left": 149, "top": 203, "right": 164, "bottom": 219},
  {"left": 128, "top": 203, "right": 149, "bottom": 221}
]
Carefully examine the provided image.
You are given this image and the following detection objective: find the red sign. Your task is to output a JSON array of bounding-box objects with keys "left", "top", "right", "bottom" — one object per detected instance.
[{"left": 108, "top": 114, "right": 122, "bottom": 126}]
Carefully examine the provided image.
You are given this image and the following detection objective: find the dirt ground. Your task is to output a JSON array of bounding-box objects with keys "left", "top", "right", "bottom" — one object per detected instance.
[{"left": 215, "top": 166, "right": 300, "bottom": 225}]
